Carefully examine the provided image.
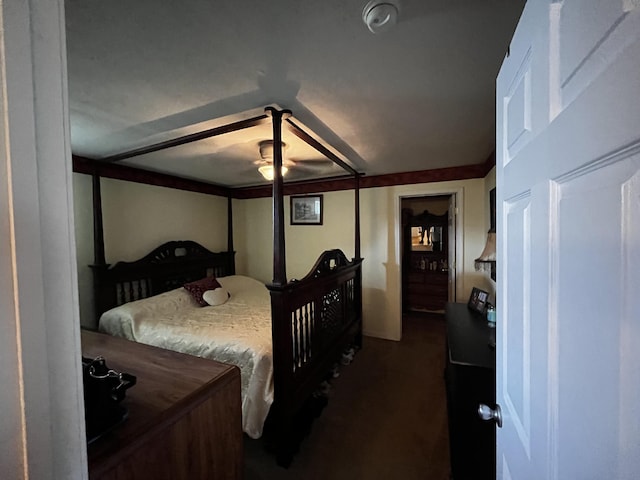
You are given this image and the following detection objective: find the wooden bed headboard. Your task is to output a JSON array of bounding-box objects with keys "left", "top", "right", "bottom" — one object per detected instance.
[{"left": 90, "top": 240, "right": 235, "bottom": 320}]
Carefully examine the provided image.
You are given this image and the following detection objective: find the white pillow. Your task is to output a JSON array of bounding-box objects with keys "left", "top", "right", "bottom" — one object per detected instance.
[{"left": 202, "top": 288, "right": 230, "bottom": 306}]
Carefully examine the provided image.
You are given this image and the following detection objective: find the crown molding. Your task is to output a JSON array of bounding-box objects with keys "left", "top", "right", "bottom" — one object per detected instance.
[{"left": 72, "top": 155, "right": 490, "bottom": 199}]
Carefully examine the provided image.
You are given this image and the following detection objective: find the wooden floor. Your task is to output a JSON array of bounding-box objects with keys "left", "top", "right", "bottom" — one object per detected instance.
[{"left": 244, "top": 312, "right": 450, "bottom": 480}]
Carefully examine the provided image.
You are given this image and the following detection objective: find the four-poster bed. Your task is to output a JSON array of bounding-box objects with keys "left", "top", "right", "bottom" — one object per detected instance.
[{"left": 88, "top": 107, "right": 363, "bottom": 465}]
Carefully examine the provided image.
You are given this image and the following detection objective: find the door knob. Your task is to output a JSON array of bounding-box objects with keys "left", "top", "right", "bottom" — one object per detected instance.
[{"left": 478, "top": 403, "right": 502, "bottom": 428}]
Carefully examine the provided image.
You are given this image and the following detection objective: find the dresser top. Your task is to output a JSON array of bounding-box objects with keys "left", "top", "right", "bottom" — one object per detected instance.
[
  {"left": 82, "top": 331, "right": 239, "bottom": 472},
  {"left": 445, "top": 302, "right": 495, "bottom": 370}
]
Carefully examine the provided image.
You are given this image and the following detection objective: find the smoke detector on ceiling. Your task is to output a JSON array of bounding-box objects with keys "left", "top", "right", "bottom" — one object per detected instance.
[{"left": 362, "top": 1, "right": 399, "bottom": 34}]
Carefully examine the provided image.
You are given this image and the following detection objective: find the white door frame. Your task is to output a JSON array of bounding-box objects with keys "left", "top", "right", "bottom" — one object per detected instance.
[
  {"left": 395, "top": 187, "right": 464, "bottom": 337},
  {"left": 1, "top": 0, "right": 87, "bottom": 478}
]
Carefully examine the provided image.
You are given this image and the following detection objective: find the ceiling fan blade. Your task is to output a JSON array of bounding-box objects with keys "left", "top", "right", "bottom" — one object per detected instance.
[{"left": 289, "top": 156, "right": 334, "bottom": 166}]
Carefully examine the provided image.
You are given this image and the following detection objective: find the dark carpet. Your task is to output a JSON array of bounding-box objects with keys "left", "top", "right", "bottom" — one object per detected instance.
[{"left": 244, "top": 312, "right": 450, "bottom": 480}]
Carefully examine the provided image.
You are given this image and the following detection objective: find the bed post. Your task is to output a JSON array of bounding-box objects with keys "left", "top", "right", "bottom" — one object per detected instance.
[
  {"left": 90, "top": 173, "right": 111, "bottom": 325},
  {"left": 227, "top": 196, "right": 236, "bottom": 274},
  {"left": 265, "top": 106, "right": 297, "bottom": 466},
  {"left": 354, "top": 173, "right": 361, "bottom": 261},
  {"left": 92, "top": 174, "right": 106, "bottom": 265},
  {"left": 354, "top": 173, "right": 363, "bottom": 348},
  {"left": 266, "top": 106, "right": 290, "bottom": 287}
]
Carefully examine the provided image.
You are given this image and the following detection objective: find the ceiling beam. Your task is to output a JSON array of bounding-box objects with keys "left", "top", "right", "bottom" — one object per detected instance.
[
  {"left": 98, "top": 114, "right": 270, "bottom": 163},
  {"left": 284, "top": 118, "right": 358, "bottom": 176},
  {"left": 72, "top": 155, "right": 232, "bottom": 197}
]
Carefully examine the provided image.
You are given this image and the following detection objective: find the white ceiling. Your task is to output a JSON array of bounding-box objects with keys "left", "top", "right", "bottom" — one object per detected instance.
[{"left": 65, "top": 0, "right": 524, "bottom": 187}]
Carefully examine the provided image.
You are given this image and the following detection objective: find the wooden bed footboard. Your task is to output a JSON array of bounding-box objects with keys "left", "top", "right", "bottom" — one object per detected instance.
[{"left": 267, "top": 249, "right": 363, "bottom": 465}]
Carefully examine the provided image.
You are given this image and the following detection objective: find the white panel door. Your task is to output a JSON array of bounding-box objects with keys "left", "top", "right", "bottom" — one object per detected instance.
[{"left": 496, "top": 1, "right": 640, "bottom": 479}]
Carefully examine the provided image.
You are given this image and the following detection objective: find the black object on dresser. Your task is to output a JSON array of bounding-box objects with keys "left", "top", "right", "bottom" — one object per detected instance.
[{"left": 444, "top": 302, "right": 496, "bottom": 480}]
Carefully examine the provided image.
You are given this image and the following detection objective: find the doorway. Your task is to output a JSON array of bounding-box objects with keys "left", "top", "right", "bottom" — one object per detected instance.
[{"left": 401, "top": 194, "right": 456, "bottom": 315}]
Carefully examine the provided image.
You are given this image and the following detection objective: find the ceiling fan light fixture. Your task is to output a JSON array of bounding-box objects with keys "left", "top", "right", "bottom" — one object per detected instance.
[
  {"left": 258, "top": 164, "right": 289, "bottom": 181},
  {"left": 258, "top": 139, "right": 289, "bottom": 180},
  {"left": 362, "top": 1, "right": 399, "bottom": 34}
]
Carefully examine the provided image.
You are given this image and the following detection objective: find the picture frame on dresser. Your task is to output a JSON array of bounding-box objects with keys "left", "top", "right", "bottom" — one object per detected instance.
[{"left": 468, "top": 287, "right": 489, "bottom": 315}]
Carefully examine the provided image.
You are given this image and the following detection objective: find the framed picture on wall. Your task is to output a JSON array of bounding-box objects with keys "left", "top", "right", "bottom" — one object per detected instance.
[
  {"left": 290, "top": 195, "right": 323, "bottom": 225},
  {"left": 468, "top": 287, "right": 489, "bottom": 315}
]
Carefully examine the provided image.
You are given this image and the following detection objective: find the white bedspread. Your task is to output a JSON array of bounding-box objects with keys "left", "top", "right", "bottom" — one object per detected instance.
[{"left": 99, "top": 275, "right": 273, "bottom": 439}]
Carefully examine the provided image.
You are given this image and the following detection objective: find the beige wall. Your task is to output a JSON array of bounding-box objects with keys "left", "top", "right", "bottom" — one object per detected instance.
[
  {"left": 74, "top": 174, "right": 493, "bottom": 339},
  {"left": 234, "top": 191, "right": 355, "bottom": 284},
  {"left": 101, "top": 178, "right": 228, "bottom": 262},
  {"left": 73, "top": 174, "right": 228, "bottom": 328},
  {"left": 360, "top": 180, "right": 488, "bottom": 339},
  {"left": 233, "top": 197, "right": 272, "bottom": 283},
  {"left": 235, "top": 179, "right": 490, "bottom": 340}
]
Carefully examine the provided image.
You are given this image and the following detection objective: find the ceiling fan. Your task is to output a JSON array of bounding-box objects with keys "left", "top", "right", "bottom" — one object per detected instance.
[
  {"left": 205, "top": 138, "right": 337, "bottom": 183},
  {"left": 254, "top": 140, "right": 334, "bottom": 181}
]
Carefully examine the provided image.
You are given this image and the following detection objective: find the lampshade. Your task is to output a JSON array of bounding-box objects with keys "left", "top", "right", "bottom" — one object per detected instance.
[
  {"left": 476, "top": 231, "right": 496, "bottom": 262},
  {"left": 475, "top": 230, "right": 496, "bottom": 280},
  {"left": 258, "top": 164, "right": 288, "bottom": 181}
]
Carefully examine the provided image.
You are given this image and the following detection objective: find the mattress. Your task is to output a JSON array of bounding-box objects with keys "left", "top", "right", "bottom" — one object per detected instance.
[{"left": 99, "top": 275, "right": 273, "bottom": 439}]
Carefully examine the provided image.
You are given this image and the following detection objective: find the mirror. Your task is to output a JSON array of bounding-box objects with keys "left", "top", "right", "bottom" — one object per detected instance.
[
  {"left": 411, "top": 226, "right": 430, "bottom": 251},
  {"left": 411, "top": 226, "right": 443, "bottom": 251}
]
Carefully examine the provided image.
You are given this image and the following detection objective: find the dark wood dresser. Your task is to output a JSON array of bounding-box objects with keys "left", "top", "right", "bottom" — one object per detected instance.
[
  {"left": 406, "top": 264, "right": 448, "bottom": 311},
  {"left": 82, "top": 331, "right": 243, "bottom": 480},
  {"left": 444, "top": 303, "right": 496, "bottom": 480}
]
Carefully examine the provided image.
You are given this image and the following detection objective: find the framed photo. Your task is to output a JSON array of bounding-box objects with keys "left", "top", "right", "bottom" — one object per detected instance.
[
  {"left": 290, "top": 195, "right": 323, "bottom": 225},
  {"left": 468, "top": 287, "right": 489, "bottom": 315}
]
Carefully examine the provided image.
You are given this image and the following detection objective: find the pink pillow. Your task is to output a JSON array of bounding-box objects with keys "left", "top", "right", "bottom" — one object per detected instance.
[{"left": 183, "top": 276, "right": 222, "bottom": 306}]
